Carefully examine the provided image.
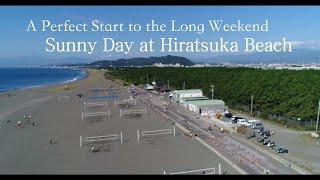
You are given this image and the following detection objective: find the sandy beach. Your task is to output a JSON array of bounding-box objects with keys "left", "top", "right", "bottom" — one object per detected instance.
[{"left": 0, "top": 69, "right": 238, "bottom": 174}]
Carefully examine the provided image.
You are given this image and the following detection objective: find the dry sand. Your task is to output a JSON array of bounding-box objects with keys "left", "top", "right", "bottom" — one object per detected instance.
[{"left": 0, "top": 69, "right": 238, "bottom": 174}]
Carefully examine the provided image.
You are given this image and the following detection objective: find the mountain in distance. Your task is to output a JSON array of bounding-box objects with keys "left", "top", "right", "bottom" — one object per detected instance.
[
  {"left": 89, "top": 55, "right": 194, "bottom": 67},
  {"left": 2, "top": 48, "right": 319, "bottom": 67}
]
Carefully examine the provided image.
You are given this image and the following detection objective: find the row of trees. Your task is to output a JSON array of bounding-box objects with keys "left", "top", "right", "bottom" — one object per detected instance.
[{"left": 106, "top": 67, "right": 320, "bottom": 124}]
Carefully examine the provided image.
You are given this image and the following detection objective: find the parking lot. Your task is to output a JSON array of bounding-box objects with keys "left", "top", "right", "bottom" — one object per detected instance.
[{"left": 231, "top": 112, "right": 320, "bottom": 173}]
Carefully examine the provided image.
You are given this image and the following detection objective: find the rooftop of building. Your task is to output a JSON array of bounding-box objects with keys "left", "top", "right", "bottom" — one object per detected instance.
[
  {"left": 174, "top": 89, "right": 203, "bottom": 94},
  {"left": 183, "top": 97, "right": 209, "bottom": 101},
  {"left": 187, "top": 99, "right": 225, "bottom": 106}
]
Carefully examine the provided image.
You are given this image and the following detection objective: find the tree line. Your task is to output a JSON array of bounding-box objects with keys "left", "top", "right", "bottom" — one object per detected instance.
[{"left": 106, "top": 67, "right": 320, "bottom": 124}]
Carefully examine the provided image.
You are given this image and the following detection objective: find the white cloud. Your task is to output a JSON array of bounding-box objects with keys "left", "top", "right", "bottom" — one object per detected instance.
[{"left": 290, "top": 40, "right": 320, "bottom": 50}]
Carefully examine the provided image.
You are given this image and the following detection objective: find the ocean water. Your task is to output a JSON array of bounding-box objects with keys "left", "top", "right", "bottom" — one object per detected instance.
[{"left": 0, "top": 67, "right": 87, "bottom": 92}]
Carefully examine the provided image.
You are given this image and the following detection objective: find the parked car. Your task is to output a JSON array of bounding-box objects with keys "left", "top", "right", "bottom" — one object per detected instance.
[
  {"left": 275, "top": 147, "right": 288, "bottom": 153},
  {"left": 257, "top": 127, "right": 264, "bottom": 134},
  {"left": 267, "top": 141, "right": 275, "bottom": 147},
  {"left": 258, "top": 137, "right": 265, "bottom": 143},
  {"left": 264, "top": 130, "right": 271, "bottom": 136},
  {"left": 259, "top": 131, "right": 265, "bottom": 136},
  {"left": 224, "top": 112, "right": 233, "bottom": 118},
  {"left": 231, "top": 116, "right": 241, "bottom": 124},
  {"left": 238, "top": 118, "right": 251, "bottom": 127},
  {"left": 263, "top": 139, "right": 270, "bottom": 145},
  {"left": 250, "top": 121, "right": 263, "bottom": 129}
]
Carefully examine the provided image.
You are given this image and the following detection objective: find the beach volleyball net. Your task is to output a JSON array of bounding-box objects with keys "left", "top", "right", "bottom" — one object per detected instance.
[
  {"left": 115, "top": 98, "right": 137, "bottom": 107},
  {"left": 82, "top": 111, "right": 111, "bottom": 120},
  {"left": 120, "top": 108, "right": 146, "bottom": 117},
  {"left": 137, "top": 126, "right": 176, "bottom": 142},
  {"left": 83, "top": 101, "right": 108, "bottom": 109},
  {"left": 80, "top": 132, "right": 123, "bottom": 147},
  {"left": 164, "top": 164, "right": 221, "bottom": 175}
]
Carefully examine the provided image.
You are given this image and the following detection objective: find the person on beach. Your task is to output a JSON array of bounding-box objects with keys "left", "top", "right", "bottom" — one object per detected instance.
[
  {"left": 90, "top": 145, "right": 95, "bottom": 152},
  {"left": 49, "top": 139, "right": 52, "bottom": 145}
]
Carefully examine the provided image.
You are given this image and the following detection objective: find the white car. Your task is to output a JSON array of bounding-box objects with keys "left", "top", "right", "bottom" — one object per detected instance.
[
  {"left": 248, "top": 119, "right": 263, "bottom": 129},
  {"left": 237, "top": 118, "right": 251, "bottom": 127}
]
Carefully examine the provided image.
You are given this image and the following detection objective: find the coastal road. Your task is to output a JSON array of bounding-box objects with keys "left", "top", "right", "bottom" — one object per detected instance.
[{"left": 134, "top": 87, "right": 305, "bottom": 174}]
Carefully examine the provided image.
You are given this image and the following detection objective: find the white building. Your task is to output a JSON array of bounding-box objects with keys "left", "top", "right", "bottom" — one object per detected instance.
[
  {"left": 186, "top": 99, "right": 227, "bottom": 116},
  {"left": 172, "top": 89, "right": 204, "bottom": 103},
  {"left": 152, "top": 63, "right": 183, "bottom": 67}
]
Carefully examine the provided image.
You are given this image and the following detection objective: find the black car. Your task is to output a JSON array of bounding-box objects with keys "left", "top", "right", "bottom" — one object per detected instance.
[
  {"left": 263, "top": 134, "right": 270, "bottom": 139},
  {"left": 225, "top": 113, "right": 233, "bottom": 118},
  {"left": 257, "top": 128, "right": 264, "bottom": 134},
  {"left": 276, "top": 147, "right": 288, "bottom": 153},
  {"left": 231, "top": 116, "right": 240, "bottom": 123},
  {"left": 258, "top": 127, "right": 264, "bottom": 132},
  {"left": 258, "top": 137, "right": 264, "bottom": 143},
  {"left": 264, "top": 130, "right": 271, "bottom": 136},
  {"left": 263, "top": 140, "right": 270, "bottom": 145}
]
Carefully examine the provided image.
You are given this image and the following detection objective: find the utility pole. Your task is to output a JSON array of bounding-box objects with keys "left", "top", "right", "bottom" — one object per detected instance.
[
  {"left": 316, "top": 100, "right": 320, "bottom": 134},
  {"left": 250, "top": 94, "right": 254, "bottom": 116},
  {"left": 167, "top": 80, "right": 170, "bottom": 90},
  {"left": 146, "top": 74, "right": 149, "bottom": 83},
  {"left": 183, "top": 81, "right": 186, "bottom": 90},
  {"left": 210, "top": 85, "right": 214, "bottom": 99}
]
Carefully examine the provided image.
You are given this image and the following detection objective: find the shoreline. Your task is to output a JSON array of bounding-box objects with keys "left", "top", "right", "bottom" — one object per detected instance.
[{"left": 0, "top": 68, "right": 89, "bottom": 95}]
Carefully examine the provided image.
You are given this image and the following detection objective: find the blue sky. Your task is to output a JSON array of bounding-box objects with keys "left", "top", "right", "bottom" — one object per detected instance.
[{"left": 0, "top": 6, "right": 320, "bottom": 64}]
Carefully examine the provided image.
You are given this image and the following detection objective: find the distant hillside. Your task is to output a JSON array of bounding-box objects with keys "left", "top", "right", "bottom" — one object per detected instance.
[{"left": 89, "top": 55, "right": 194, "bottom": 67}]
